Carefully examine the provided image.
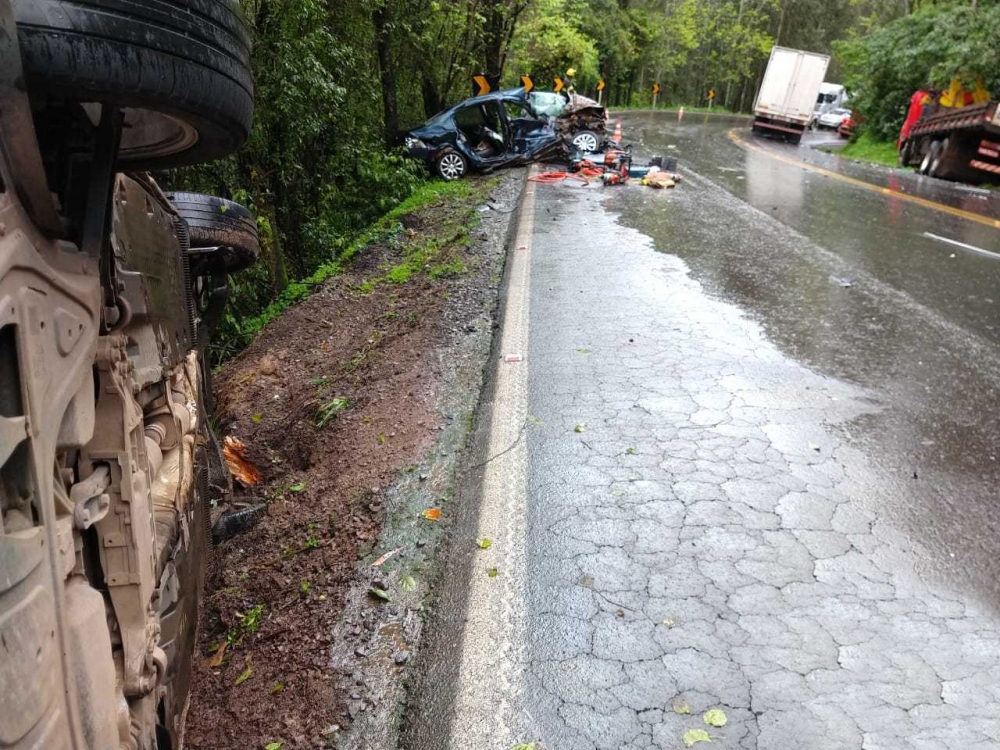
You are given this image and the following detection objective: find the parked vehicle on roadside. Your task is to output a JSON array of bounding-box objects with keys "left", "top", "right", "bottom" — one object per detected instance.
[
  {"left": 752, "top": 46, "right": 830, "bottom": 144},
  {"left": 838, "top": 115, "right": 855, "bottom": 139},
  {"left": 814, "top": 83, "right": 848, "bottom": 123},
  {"left": 0, "top": 1, "right": 256, "bottom": 748},
  {"left": 404, "top": 88, "right": 608, "bottom": 180},
  {"left": 818, "top": 108, "right": 852, "bottom": 131},
  {"left": 897, "top": 83, "right": 1000, "bottom": 183}
]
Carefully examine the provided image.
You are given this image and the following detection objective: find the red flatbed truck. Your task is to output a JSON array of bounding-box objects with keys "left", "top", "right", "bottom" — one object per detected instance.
[{"left": 898, "top": 92, "right": 1000, "bottom": 183}]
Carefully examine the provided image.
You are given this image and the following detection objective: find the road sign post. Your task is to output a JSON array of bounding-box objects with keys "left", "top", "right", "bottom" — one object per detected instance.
[
  {"left": 554, "top": 77, "right": 564, "bottom": 93},
  {"left": 597, "top": 78, "right": 605, "bottom": 106},
  {"left": 521, "top": 75, "right": 534, "bottom": 94},
  {"left": 708, "top": 88, "right": 716, "bottom": 110},
  {"left": 652, "top": 82, "right": 661, "bottom": 108}
]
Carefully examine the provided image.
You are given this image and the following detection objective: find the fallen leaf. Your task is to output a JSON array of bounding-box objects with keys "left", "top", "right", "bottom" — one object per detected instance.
[
  {"left": 625, "top": 447, "right": 637, "bottom": 455},
  {"left": 288, "top": 481, "right": 307, "bottom": 493},
  {"left": 368, "top": 587, "right": 391, "bottom": 601},
  {"left": 265, "top": 743, "right": 284, "bottom": 750},
  {"left": 371, "top": 547, "right": 402, "bottom": 567},
  {"left": 574, "top": 424, "right": 586, "bottom": 433},
  {"left": 222, "top": 436, "right": 263, "bottom": 487},
  {"left": 809, "top": 442, "right": 821, "bottom": 452},
  {"left": 476, "top": 538, "right": 493, "bottom": 549},
  {"left": 526, "top": 414, "right": 545, "bottom": 426},
  {"left": 251, "top": 413, "right": 262, "bottom": 423},
  {"left": 576, "top": 348, "right": 591, "bottom": 354},
  {"left": 683, "top": 728, "right": 711, "bottom": 746},
  {"left": 511, "top": 744, "right": 537, "bottom": 750},
  {"left": 270, "top": 682, "right": 285, "bottom": 694},
  {"left": 422, "top": 508, "right": 442, "bottom": 521},
  {"left": 671, "top": 696, "right": 691, "bottom": 715},
  {"left": 235, "top": 663, "right": 253, "bottom": 686},
  {"left": 662, "top": 617, "right": 676, "bottom": 628},
  {"left": 401, "top": 575, "right": 416, "bottom": 592},
  {"left": 703, "top": 708, "right": 727, "bottom": 727},
  {"left": 209, "top": 640, "right": 228, "bottom": 668},
  {"left": 487, "top": 567, "right": 499, "bottom": 578}
]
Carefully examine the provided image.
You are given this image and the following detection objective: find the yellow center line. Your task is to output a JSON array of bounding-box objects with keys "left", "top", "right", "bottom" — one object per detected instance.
[{"left": 728, "top": 129, "right": 1000, "bottom": 231}]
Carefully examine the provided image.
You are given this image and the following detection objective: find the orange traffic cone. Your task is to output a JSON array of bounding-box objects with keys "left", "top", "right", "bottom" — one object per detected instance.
[{"left": 612, "top": 119, "right": 622, "bottom": 143}]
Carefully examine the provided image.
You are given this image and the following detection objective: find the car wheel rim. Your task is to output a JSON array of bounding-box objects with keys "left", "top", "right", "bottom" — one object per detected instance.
[
  {"left": 440, "top": 154, "right": 464, "bottom": 179},
  {"left": 574, "top": 133, "right": 598, "bottom": 152}
]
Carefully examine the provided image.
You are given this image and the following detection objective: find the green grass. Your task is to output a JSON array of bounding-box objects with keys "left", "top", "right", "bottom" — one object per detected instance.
[
  {"left": 235, "top": 179, "right": 475, "bottom": 343},
  {"left": 835, "top": 133, "right": 899, "bottom": 168}
]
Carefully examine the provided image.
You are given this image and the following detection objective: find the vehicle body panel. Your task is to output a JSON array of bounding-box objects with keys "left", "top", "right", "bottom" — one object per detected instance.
[
  {"left": 753, "top": 46, "right": 830, "bottom": 137},
  {"left": 814, "top": 82, "right": 847, "bottom": 118},
  {"left": 818, "top": 108, "right": 851, "bottom": 129}
]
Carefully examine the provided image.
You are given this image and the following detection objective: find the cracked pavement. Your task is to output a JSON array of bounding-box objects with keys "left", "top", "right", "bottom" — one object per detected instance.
[
  {"left": 406, "top": 122, "right": 1000, "bottom": 750},
  {"left": 523, "top": 182, "right": 1000, "bottom": 750}
]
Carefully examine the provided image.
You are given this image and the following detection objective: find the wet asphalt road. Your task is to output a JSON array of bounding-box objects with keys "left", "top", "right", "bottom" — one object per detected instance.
[{"left": 408, "top": 114, "right": 1000, "bottom": 749}]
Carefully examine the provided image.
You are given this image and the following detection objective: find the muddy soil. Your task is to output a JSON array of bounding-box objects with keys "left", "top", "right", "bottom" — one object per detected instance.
[{"left": 184, "top": 172, "right": 523, "bottom": 750}]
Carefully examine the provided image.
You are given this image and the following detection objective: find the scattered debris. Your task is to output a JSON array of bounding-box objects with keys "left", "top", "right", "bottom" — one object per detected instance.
[
  {"left": 703, "top": 708, "right": 727, "bottom": 727},
  {"left": 422, "top": 508, "right": 442, "bottom": 521},
  {"left": 683, "top": 728, "right": 712, "bottom": 746},
  {"left": 671, "top": 696, "right": 692, "bottom": 715},
  {"left": 368, "top": 587, "right": 391, "bottom": 602},
  {"left": 371, "top": 547, "right": 402, "bottom": 567},
  {"left": 222, "top": 436, "right": 263, "bottom": 486},
  {"left": 476, "top": 538, "right": 493, "bottom": 549},
  {"left": 487, "top": 567, "right": 499, "bottom": 578}
]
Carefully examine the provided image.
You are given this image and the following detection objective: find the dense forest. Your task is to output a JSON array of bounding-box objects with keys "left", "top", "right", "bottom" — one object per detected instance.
[{"left": 172, "top": 0, "right": 1000, "bottom": 361}]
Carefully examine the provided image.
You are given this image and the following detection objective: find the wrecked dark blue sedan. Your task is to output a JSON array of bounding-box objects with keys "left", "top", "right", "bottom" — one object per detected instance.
[{"left": 404, "top": 88, "right": 607, "bottom": 180}]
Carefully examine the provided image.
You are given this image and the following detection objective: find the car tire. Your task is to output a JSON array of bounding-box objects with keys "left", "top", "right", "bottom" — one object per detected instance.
[
  {"left": 167, "top": 192, "right": 259, "bottom": 273},
  {"left": 436, "top": 150, "right": 468, "bottom": 181},
  {"left": 14, "top": 0, "right": 254, "bottom": 169},
  {"left": 571, "top": 130, "right": 601, "bottom": 153}
]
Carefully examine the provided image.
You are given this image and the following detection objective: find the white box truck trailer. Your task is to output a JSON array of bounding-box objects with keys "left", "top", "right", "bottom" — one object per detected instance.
[{"left": 752, "top": 46, "right": 830, "bottom": 144}]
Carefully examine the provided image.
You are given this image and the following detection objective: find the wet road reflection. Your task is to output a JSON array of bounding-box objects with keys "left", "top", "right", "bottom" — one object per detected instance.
[{"left": 609, "top": 111, "right": 1000, "bottom": 595}]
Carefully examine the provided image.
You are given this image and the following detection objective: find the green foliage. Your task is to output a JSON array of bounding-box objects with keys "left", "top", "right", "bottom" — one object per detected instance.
[
  {"left": 836, "top": 3, "right": 1000, "bottom": 142},
  {"left": 506, "top": 0, "right": 600, "bottom": 86},
  {"left": 835, "top": 132, "right": 900, "bottom": 167}
]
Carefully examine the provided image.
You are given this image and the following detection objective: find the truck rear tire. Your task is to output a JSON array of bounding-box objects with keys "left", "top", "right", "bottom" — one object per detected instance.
[
  {"left": 920, "top": 140, "right": 942, "bottom": 176},
  {"left": 14, "top": 0, "right": 254, "bottom": 169}
]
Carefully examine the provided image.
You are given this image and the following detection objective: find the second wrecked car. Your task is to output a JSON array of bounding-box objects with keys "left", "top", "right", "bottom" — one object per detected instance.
[{"left": 404, "top": 87, "right": 608, "bottom": 179}]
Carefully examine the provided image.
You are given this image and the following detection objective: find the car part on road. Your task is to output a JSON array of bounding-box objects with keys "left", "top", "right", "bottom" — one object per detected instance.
[
  {"left": 212, "top": 503, "right": 268, "bottom": 544},
  {"left": 14, "top": 0, "right": 254, "bottom": 169},
  {"left": 168, "top": 192, "right": 261, "bottom": 273}
]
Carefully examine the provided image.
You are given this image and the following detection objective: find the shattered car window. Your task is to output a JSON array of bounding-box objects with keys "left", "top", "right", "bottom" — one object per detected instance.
[
  {"left": 504, "top": 101, "right": 533, "bottom": 120},
  {"left": 529, "top": 92, "right": 567, "bottom": 117}
]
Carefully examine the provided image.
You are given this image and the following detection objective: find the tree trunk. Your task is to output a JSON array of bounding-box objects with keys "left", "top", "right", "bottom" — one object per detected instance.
[{"left": 373, "top": 1, "right": 398, "bottom": 147}]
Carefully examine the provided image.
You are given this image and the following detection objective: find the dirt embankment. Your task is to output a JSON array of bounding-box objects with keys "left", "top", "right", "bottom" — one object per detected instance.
[{"left": 184, "top": 172, "right": 523, "bottom": 750}]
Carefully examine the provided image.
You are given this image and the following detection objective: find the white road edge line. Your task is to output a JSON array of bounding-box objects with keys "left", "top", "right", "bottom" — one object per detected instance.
[
  {"left": 446, "top": 170, "right": 536, "bottom": 748},
  {"left": 922, "top": 231, "right": 998, "bottom": 259}
]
